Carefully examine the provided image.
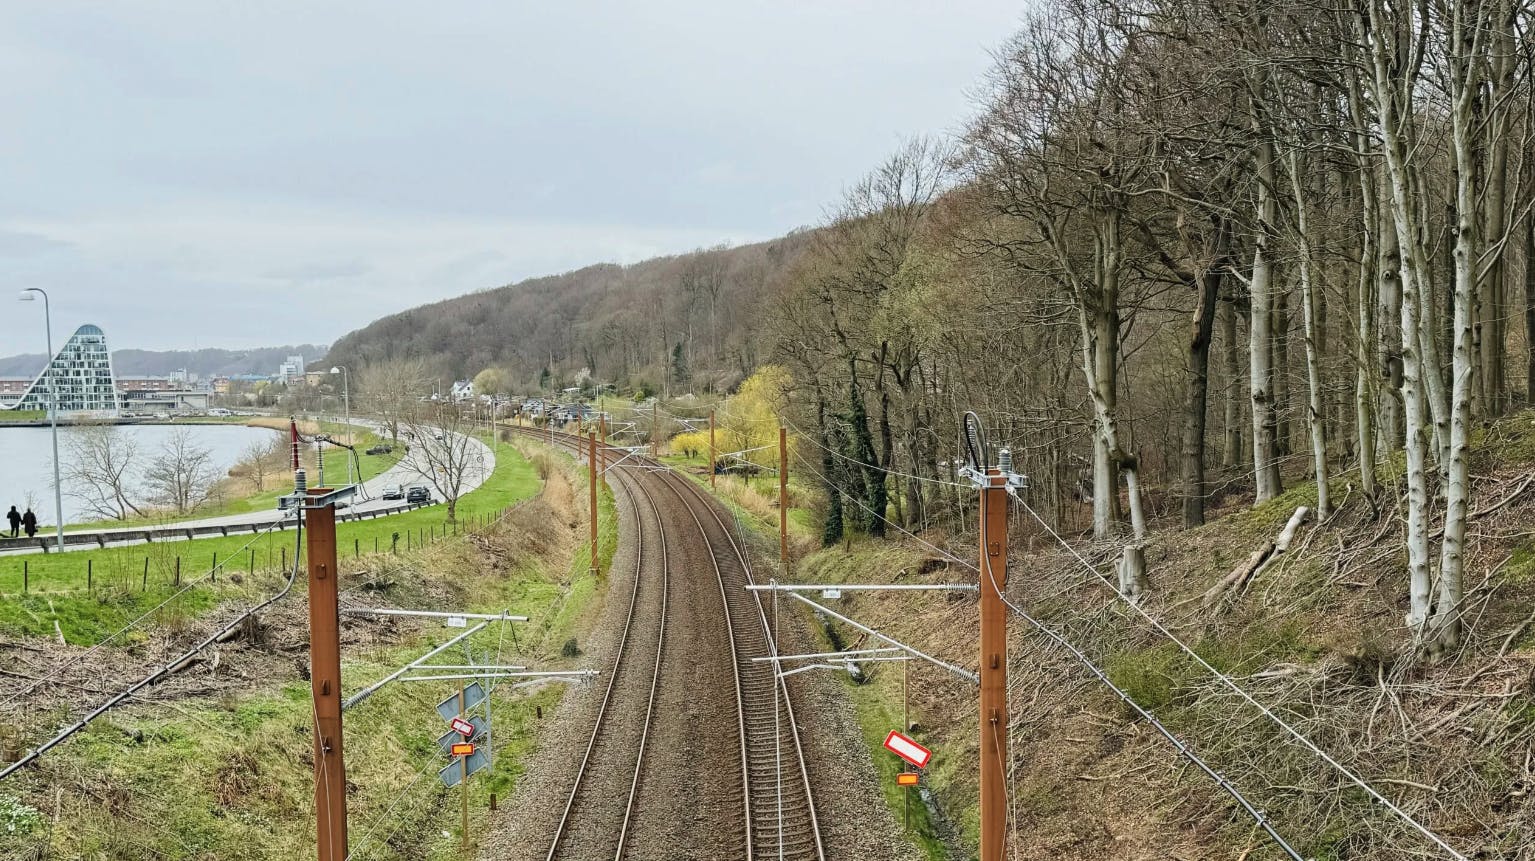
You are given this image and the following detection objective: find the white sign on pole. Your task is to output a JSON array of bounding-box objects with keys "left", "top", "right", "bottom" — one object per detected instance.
[
  {"left": 821, "top": 589, "right": 842, "bottom": 600},
  {"left": 444, "top": 615, "right": 468, "bottom": 628}
]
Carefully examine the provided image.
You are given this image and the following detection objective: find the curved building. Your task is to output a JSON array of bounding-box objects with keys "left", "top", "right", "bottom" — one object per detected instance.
[{"left": 6, "top": 324, "right": 121, "bottom": 416}]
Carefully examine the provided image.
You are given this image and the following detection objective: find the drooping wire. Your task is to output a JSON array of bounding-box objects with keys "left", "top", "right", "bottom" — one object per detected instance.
[
  {"left": 1, "top": 516, "right": 289, "bottom": 710},
  {"left": 789, "top": 444, "right": 1309, "bottom": 860},
  {"left": 0, "top": 513, "right": 305, "bottom": 781},
  {"left": 1011, "top": 490, "right": 1468, "bottom": 861}
]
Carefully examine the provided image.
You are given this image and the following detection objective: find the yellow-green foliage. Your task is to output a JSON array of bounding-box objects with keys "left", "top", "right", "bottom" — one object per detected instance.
[
  {"left": 718, "top": 365, "right": 790, "bottom": 471},
  {"left": 670, "top": 430, "right": 711, "bottom": 458}
]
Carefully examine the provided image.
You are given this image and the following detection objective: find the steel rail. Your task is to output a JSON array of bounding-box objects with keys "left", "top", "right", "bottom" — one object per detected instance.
[
  {"left": 661, "top": 469, "right": 825, "bottom": 861},
  {"left": 524, "top": 428, "right": 671, "bottom": 861}
]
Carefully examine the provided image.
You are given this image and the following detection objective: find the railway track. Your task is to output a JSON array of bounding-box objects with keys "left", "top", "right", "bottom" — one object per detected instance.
[
  {"left": 511, "top": 426, "right": 824, "bottom": 861},
  {"left": 540, "top": 439, "right": 671, "bottom": 861}
]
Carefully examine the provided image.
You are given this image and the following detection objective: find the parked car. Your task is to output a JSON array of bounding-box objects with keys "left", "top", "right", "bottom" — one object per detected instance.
[
  {"left": 406, "top": 486, "right": 431, "bottom": 504},
  {"left": 381, "top": 484, "right": 404, "bottom": 500},
  {"left": 366, "top": 444, "right": 393, "bottom": 455}
]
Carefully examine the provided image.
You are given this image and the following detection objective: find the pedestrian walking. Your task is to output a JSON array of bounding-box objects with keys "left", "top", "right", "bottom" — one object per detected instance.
[
  {"left": 5, "top": 505, "right": 18, "bottom": 538},
  {"left": 21, "top": 507, "right": 38, "bottom": 539}
]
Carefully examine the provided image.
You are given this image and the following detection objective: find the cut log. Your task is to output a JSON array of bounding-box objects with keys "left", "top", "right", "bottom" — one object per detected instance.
[{"left": 1203, "top": 506, "right": 1310, "bottom": 607}]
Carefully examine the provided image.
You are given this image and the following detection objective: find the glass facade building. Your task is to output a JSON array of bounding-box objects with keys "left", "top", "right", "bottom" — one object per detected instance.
[{"left": 9, "top": 324, "right": 121, "bottom": 416}]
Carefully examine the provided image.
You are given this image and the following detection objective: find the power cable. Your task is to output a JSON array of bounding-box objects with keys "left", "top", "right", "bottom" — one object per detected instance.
[
  {"left": 0, "top": 514, "right": 305, "bottom": 781},
  {"left": 790, "top": 445, "right": 1308, "bottom": 859},
  {"left": 1011, "top": 491, "right": 1467, "bottom": 860},
  {"left": 1, "top": 516, "right": 289, "bottom": 709}
]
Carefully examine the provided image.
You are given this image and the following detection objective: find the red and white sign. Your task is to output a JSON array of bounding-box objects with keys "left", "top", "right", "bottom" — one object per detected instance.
[
  {"left": 883, "top": 730, "right": 932, "bottom": 769},
  {"left": 450, "top": 717, "right": 475, "bottom": 737}
]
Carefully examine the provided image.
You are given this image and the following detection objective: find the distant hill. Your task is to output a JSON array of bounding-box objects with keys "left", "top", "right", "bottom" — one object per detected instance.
[
  {"left": 0, "top": 345, "right": 329, "bottom": 379},
  {"left": 323, "top": 234, "right": 813, "bottom": 394}
]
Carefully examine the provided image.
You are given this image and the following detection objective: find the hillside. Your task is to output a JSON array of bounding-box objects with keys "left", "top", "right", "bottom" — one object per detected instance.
[
  {"left": 0, "top": 345, "right": 328, "bottom": 379},
  {"left": 322, "top": 234, "right": 813, "bottom": 395}
]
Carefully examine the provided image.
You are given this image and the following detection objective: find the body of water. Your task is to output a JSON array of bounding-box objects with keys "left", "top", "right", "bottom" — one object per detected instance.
[{"left": 0, "top": 423, "right": 279, "bottom": 527}]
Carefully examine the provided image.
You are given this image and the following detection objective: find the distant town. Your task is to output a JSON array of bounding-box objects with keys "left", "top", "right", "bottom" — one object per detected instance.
[{"left": 0, "top": 321, "right": 546, "bottom": 420}]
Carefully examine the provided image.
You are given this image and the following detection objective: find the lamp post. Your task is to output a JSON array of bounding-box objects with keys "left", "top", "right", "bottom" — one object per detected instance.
[
  {"left": 330, "top": 366, "right": 352, "bottom": 485},
  {"left": 18, "top": 288, "right": 65, "bottom": 551}
]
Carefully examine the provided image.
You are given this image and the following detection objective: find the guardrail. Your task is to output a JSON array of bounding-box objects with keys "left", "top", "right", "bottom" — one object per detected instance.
[{"left": 0, "top": 499, "right": 437, "bottom": 554}]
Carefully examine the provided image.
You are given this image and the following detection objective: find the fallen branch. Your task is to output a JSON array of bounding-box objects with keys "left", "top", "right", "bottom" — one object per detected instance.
[{"left": 1202, "top": 506, "right": 1310, "bottom": 608}]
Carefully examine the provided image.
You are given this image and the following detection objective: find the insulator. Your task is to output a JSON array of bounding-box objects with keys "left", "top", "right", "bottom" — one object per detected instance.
[
  {"left": 294, "top": 468, "right": 307, "bottom": 495},
  {"left": 998, "top": 447, "right": 1013, "bottom": 475}
]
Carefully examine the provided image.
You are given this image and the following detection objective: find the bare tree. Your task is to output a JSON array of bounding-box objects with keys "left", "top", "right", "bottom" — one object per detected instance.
[
  {"left": 143, "top": 428, "right": 219, "bottom": 515},
  {"left": 61, "top": 424, "right": 145, "bottom": 521},
  {"left": 233, "top": 436, "right": 284, "bottom": 493},
  {"left": 358, "top": 357, "right": 431, "bottom": 445},
  {"left": 400, "top": 403, "right": 487, "bottom": 521}
]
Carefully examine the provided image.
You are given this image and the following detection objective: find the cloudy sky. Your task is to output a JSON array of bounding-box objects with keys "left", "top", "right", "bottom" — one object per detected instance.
[{"left": 0, "top": 1, "right": 1024, "bottom": 354}]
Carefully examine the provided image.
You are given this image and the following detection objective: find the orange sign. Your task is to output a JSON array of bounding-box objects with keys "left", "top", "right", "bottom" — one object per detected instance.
[
  {"left": 896, "top": 772, "right": 919, "bottom": 786},
  {"left": 450, "top": 742, "right": 475, "bottom": 757}
]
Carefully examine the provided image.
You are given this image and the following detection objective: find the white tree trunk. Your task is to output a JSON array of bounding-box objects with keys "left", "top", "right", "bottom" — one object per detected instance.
[
  {"left": 1287, "top": 150, "right": 1331, "bottom": 519},
  {"left": 1249, "top": 134, "right": 1283, "bottom": 503},
  {"left": 1363, "top": 1, "right": 1434, "bottom": 630}
]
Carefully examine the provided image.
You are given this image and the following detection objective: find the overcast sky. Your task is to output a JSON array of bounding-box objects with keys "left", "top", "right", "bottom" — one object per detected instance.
[{"left": 0, "top": 1, "right": 1024, "bottom": 355}]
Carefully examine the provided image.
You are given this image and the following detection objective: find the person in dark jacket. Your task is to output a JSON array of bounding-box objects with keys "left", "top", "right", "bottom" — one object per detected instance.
[
  {"left": 21, "top": 508, "right": 38, "bottom": 538},
  {"left": 5, "top": 506, "right": 18, "bottom": 538}
]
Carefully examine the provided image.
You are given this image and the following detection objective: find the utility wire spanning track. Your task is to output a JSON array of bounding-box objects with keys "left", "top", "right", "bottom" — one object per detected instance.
[{"left": 513, "top": 427, "right": 824, "bottom": 861}]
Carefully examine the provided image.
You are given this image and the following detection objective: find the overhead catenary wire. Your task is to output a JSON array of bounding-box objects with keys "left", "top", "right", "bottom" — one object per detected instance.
[
  {"left": 1011, "top": 491, "right": 1468, "bottom": 861},
  {"left": 1, "top": 514, "right": 306, "bottom": 782},
  {"left": 787, "top": 445, "right": 1309, "bottom": 860},
  {"left": 792, "top": 434, "right": 1467, "bottom": 860},
  {"left": 1, "top": 515, "right": 290, "bottom": 710}
]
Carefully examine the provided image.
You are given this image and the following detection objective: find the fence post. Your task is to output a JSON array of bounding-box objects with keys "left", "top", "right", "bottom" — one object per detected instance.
[
  {"left": 23, "top": 560, "right": 27, "bottom": 594},
  {"left": 142, "top": 557, "right": 149, "bottom": 591},
  {"left": 175, "top": 556, "right": 181, "bottom": 586},
  {"left": 87, "top": 559, "right": 93, "bottom": 592},
  {"left": 249, "top": 549, "right": 255, "bottom": 577},
  {"left": 354, "top": 538, "right": 359, "bottom": 559},
  {"left": 281, "top": 546, "right": 287, "bottom": 572},
  {"left": 212, "top": 552, "right": 218, "bottom": 584}
]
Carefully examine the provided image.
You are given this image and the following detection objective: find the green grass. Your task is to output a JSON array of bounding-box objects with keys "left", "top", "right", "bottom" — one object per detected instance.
[
  {"left": 0, "top": 436, "right": 607, "bottom": 860},
  {"left": 0, "top": 436, "right": 539, "bottom": 641},
  {"left": 59, "top": 421, "right": 404, "bottom": 531},
  {"left": 0, "top": 409, "right": 46, "bottom": 423}
]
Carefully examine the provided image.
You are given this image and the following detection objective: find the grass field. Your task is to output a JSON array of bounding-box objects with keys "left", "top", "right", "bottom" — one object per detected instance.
[
  {"left": 0, "top": 434, "right": 538, "bottom": 642},
  {"left": 0, "top": 439, "right": 614, "bottom": 860}
]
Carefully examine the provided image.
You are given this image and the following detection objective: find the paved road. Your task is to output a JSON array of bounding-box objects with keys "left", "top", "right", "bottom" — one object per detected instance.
[{"left": 0, "top": 422, "right": 494, "bottom": 556}]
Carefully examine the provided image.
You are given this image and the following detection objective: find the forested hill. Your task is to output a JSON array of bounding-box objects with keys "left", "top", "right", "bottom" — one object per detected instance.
[
  {"left": 0, "top": 345, "right": 328, "bottom": 378},
  {"left": 323, "top": 231, "right": 815, "bottom": 394}
]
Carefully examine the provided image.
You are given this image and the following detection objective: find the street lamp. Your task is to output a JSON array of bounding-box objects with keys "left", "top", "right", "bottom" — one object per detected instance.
[
  {"left": 17, "top": 288, "right": 65, "bottom": 551},
  {"left": 330, "top": 366, "right": 352, "bottom": 485}
]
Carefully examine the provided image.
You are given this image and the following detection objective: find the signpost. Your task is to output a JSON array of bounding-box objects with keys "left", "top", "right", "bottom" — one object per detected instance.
[
  {"left": 883, "top": 730, "right": 932, "bottom": 770},
  {"left": 450, "top": 717, "right": 475, "bottom": 737}
]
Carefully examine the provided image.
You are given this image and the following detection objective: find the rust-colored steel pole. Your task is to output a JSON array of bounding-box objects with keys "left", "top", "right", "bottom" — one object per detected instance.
[
  {"left": 779, "top": 425, "right": 789, "bottom": 567},
  {"left": 589, "top": 431, "right": 599, "bottom": 573},
  {"left": 978, "top": 470, "right": 1008, "bottom": 861},
  {"left": 709, "top": 409, "right": 716, "bottom": 490},
  {"left": 306, "top": 492, "right": 348, "bottom": 861}
]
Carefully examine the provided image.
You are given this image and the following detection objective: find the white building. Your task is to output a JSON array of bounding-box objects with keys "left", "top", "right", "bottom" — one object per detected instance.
[
  {"left": 276, "top": 354, "right": 305, "bottom": 384},
  {"left": 3, "top": 324, "right": 121, "bottom": 416}
]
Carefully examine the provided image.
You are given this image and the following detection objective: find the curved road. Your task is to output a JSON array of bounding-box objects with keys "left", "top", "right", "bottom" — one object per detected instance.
[{"left": 0, "top": 422, "right": 494, "bottom": 556}]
